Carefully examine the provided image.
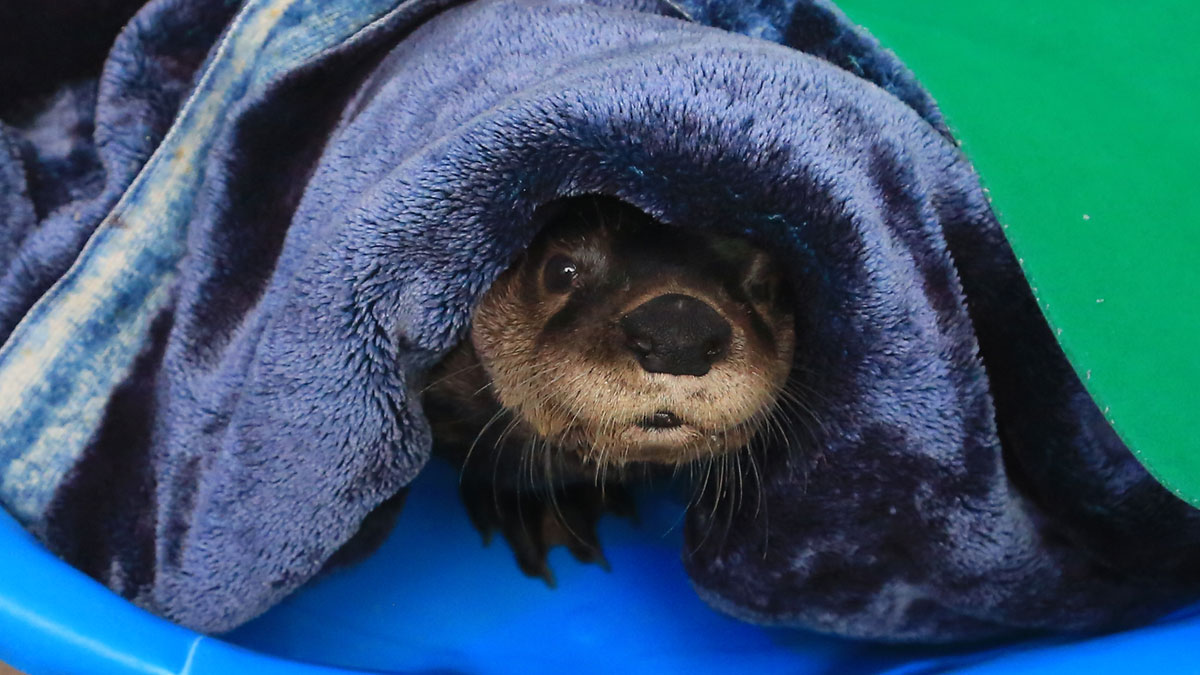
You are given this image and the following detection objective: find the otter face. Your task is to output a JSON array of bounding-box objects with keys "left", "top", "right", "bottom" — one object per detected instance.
[{"left": 470, "top": 196, "right": 795, "bottom": 467}]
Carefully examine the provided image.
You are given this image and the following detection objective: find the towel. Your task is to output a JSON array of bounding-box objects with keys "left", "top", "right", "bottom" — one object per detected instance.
[{"left": 2, "top": 0, "right": 1198, "bottom": 641}]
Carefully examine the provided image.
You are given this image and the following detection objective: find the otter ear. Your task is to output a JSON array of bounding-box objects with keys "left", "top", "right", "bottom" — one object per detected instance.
[{"left": 741, "top": 249, "right": 773, "bottom": 284}]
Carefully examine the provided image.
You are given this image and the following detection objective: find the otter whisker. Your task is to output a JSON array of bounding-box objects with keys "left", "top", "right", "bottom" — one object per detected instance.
[
  {"left": 491, "top": 414, "right": 526, "bottom": 459},
  {"left": 777, "top": 378, "right": 831, "bottom": 438},
  {"left": 752, "top": 392, "right": 808, "bottom": 486},
  {"left": 744, "top": 370, "right": 820, "bottom": 456},
  {"left": 781, "top": 366, "right": 838, "bottom": 409},
  {"left": 734, "top": 444, "right": 745, "bottom": 513},
  {"left": 745, "top": 436, "right": 770, "bottom": 559},
  {"left": 729, "top": 401, "right": 777, "bottom": 538},
  {"left": 420, "top": 359, "right": 488, "bottom": 394},
  {"left": 717, "top": 428, "right": 738, "bottom": 550},
  {"left": 489, "top": 419, "right": 519, "bottom": 525},
  {"left": 469, "top": 379, "right": 496, "bottom": 398},
  {"left": 540, "top": 436, "right": 570, "bottom": 538},
  {"left": 688, "top": 454, "right": 722, "bottom": 556},
  {"left": 461, "top": 406, "right": 511, "bottom": 485},
  {"left": 721, "top": 448, "right": 739, "bottom": 553},
  {"left": 510, "top": 441, "right": 540, "bottom": 560},
  {"left": 522, "top": 430, "right": 535, "bottom": 493},
  {"left": 762, "top": 401, "right": 796, "bottom": 458},
  {"left": 694, "top": 452, "right": 716, "bottom": 509}
]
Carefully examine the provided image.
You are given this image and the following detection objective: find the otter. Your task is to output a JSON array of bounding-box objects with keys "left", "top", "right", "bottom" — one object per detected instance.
[{"left": 423, "top": 196, "right": 796, "bottom": 584}]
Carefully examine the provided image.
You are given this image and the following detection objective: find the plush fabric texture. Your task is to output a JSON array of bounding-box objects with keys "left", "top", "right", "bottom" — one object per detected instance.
[{"left": 2, "top": 0, "right": 1198, "bottom": 640}]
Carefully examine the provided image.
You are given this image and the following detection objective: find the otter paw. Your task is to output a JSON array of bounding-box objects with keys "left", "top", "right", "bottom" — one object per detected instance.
[{"left": 459, "top": 482, "right": 636, "bottom": 586}]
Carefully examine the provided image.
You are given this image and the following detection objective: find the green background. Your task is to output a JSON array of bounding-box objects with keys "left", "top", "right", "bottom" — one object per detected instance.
[{"left": 837, "top": 1, "right": 1200, "bottom": 505}]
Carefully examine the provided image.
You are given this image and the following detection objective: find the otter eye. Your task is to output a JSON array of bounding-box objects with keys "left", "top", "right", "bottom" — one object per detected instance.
[{"left": 543, "top": 254, "right": 579, "bottom": 293}]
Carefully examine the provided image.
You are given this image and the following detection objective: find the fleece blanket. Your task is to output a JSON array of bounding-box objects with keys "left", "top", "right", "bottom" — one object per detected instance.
[{"left": 2, "top": 0, "right": 1199, "bottom": 641}]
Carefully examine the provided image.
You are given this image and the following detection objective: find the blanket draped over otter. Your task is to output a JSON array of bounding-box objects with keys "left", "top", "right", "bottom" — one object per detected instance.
[{"left": 2, "top": 0, "right": 1198, "bottom": 639}]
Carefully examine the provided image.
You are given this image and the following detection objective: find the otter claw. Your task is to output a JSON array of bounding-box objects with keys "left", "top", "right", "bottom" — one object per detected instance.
[{"left": 458, "top": 481, "right": 635, "bottom": 583}]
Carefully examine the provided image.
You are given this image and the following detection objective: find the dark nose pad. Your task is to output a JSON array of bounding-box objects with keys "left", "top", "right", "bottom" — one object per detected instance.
[{"left": 619, "top": 294, "right": 732, "bottom": 376}]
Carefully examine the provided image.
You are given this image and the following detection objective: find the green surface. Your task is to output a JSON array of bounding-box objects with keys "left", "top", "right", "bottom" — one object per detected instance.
[{"left": 837, "top": 1, "right": 1200, "bottom": 505}]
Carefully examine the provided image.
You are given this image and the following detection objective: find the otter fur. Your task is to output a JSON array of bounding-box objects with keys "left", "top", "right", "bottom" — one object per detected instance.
[{"left": 423, "top": 196, "right": 796, "bottom": 581}]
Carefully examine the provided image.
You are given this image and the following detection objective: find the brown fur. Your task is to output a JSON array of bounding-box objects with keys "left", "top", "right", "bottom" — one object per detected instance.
[{"left": 426, "top": 196, "right": 794, "bottom": 476}]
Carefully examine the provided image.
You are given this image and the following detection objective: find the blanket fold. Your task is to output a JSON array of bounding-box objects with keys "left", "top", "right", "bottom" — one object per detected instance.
[{"left": 2, "top": 0, "right": 1198, "bottom": 639}]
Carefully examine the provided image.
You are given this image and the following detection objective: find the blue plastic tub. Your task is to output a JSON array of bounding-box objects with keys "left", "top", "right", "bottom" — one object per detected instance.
[
  {"left": 3, "top": 460, "right": 1199, "bottom": 674},
  {"left": 2, "top": 0, "right": 1198, "bottom": 672}
]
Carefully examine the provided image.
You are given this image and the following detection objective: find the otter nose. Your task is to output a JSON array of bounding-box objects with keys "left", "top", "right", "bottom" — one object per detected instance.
[{"left": 619, "top": 294, "right": 732, "bottom": 376}]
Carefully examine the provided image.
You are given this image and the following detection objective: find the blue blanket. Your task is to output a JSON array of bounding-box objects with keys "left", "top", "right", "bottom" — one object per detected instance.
[{"left": 2, "top": 0, "right": 1198, "bottom": 641}]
